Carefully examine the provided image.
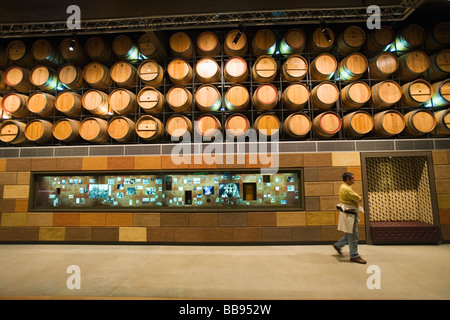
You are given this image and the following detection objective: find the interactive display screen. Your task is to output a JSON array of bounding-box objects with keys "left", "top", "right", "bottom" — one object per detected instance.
[{"left": 30, "top": 170, "right": 303, "bottom": 211}]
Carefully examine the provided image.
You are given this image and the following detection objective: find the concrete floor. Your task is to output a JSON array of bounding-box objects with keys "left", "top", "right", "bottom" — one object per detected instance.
[{"left": 0, "top": 243, "right": 449, "bottom": 300}]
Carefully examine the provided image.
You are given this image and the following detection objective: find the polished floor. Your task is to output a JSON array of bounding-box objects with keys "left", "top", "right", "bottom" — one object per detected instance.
[{"left": 0, "top": 243, "right": 449, "bottom": 300}]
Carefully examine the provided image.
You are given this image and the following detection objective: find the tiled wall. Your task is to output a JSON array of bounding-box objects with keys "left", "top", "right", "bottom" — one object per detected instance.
[{"left": 0, "top": 151, "right": 448, "bottom": 243}]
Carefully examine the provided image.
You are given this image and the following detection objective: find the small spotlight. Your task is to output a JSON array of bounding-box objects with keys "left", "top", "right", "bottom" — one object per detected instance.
[
  {"left": 69, "top": 37, "right": 76, "bottom": 51},
  {"left": 232, "top": 31, "right": 242, "bottom": 45}
]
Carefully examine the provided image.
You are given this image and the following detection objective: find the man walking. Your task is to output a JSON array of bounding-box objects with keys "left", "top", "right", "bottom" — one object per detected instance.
[{"left": 333, "top": 172, "right": 366, "bottom": 264}]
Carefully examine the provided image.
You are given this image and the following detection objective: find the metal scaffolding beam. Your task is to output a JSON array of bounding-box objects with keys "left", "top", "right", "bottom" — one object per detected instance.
[{"left": 0, "top": 0, "right": 425, "bottom": 37}]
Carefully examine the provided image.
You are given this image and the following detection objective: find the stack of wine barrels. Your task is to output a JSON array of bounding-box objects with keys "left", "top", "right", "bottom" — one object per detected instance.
[{"left": 1, "top": 21, "right": 449, "bottom": 146}]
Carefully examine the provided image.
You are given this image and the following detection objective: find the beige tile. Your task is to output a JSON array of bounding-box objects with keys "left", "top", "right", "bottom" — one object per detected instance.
[
  {"left": 17, "top": 172, "right": 31, "bottom": 185},
  {"left": 305, "top": 211, "right": 336, "bottom": 226},
  {"left": 1, "top": 212, "right": 28, "bottom": 226},
  {"left": 303, "top": 153, "right": 332, "bottom": 167},
  {"left": 434, "top": 165, "right": 450, "bottom": 180},
  {"left": 304, "top": 182, "right": 334, "bottom": 196},
  {"left": 332, "top": 152, "right": 361, "bottom": 167},
  {"left": 432, "top": 151, "right": 448, "bottom": 165},
  {"left": 276, "top": 212, "right": 306, "bottom": 226},
  {"left": 39, "top": 227, "right": 65, "bottom": 241},
  {"left": 119, "top": 227, "right": 147, "bottom": 242},
  {"left": 27, "top": 212, "right": 54, "bottom": 226}
]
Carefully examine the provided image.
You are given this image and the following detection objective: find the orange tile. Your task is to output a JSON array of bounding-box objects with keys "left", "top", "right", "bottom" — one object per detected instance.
[
  {"left": 14, "top": 199, "right": 29, "bottom": 212},
  {"left": 53, "top": 212, "right": 79, "bottom": 226},
  {"left": 105, "top": 213, "right": 133, "bottom": 226},
  {"left": 107, "top": 157, "right": 135, "bottom": 170},
  {"left": 82, "top": 157, "right": 108, "bottom": 171},
  {"left": 134, "top": 156, "right": 162, "bottom": 170},
  {"left": 79, "top": 213, "right": 106, "bottom": 226}
]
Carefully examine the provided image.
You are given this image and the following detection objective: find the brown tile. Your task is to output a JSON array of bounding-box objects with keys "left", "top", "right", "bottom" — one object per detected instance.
[
  {"left": 441, "top": 224, "right": 450, "bottom": 241},
  {"left": 232, "top": 227, "right": 262, "bottom": 242},
  {"left": 133, "top": 213, "right": 160, "bottom": 227},
  {"left": 218, "top": 213, "right": 247, "bottom": 227},
  {"left": 216, "top": 154, "right": 246, "bottom": 169},
  {"left": 147, "top": 227, "right": 175, "bottom": 242},
  {"left": 434, "top": 165, "right": 450, "bottom": 180},
  {"left": 439, "top": 210, "right": 450, "bottom": 225},
  {"left": 305, "top": 197, "right": 321, "bottom": 211},
  {"left": 0, "top": 199, "right": 16, "bottom": 212},
  {"left": 161, "top": 155, "right": 189, "bottom": 170},
  {"left": 17, "top": 172, "right": 31, "bottom": 184},
  {"left": 82, "top": 157, "right": 108, "bottom": 171},
  {"left": 276, "top": 212, "right": 305, "bottom": 226},
  {"left": 189, "top": 213, "right": 217, "bottom": 227},
  {"left": 318, "top": 167, "right": 346, "bottom": 181},
  {"left": 432, "top": 151, "right": 448, "bottom": 165},
  {"left": 15, "top": 199, "right": 29, "bottom": 212},
  {"left": 31, "top": 158, "right": 57, "bottom": 171},
  {"left": 189, "top": 155, "right": 218, "bottom": 169},
  {"left": 0, "top": 185, "right": 3, "bottom": 199},
  {"left": 303, "top": 167, "right": 319, "bottom": 182},
  {"left": 320, "top": 226, "right": 342, "bottom": 241},
  {"left": 304, "top": 182, "right": 334, "bottom": 196},
  {"left": 245, "top": 153, "right": 278, "bottom": 169},
  {"left": 204, "top": 227, "right": 233, "bottom": 242},
  {"left": 105, "top": 213, "right": 133, "bottom": 226},
  {"left": 279, "top": 153, "right": 303, "bottom": 168},
  {"left": 79, "top": 212, "right": 106, "bottom": 226},
  {"left": 27, "top": 212, "right": 53, "bottom": 226},
  {"left": 247, "top": 212, "right": 276, "bottom": 226},
  {"left": 65, "top": 227, "right": 92, "bottom": 241},
  {"left": 358, "top": 226, "right": 366, "bottom": 241},
  {"left": 303, "top": 153, "right": 332, "bottom": 167},
  {"left": 0, "top": 172, "right": 17, "bottom": 185},
  {"left": 107, "top": 157, "right": 135, "bottom": 170},
  {"left": 262, "top": 227, "right": 291, "bottom": 241},
  {"left": 174, "top": 228, "right": 203, "bottom": 242},
  {"left": 91, "top": 227, "right": 119, "bottom": 242},
  {"left": 53, "top": 213, "right": 79, "bottom": 226},
  {"left": 319, "top": 196, "right": 339, "bottom": 211},
  {"left": 11, "top": 226, "right": 39, "bottom": 241},
  {"left": 160, "top": 213, "right": 189, "bottom": 226},
  {"left": 436, "top": 180, "right": 450, "bottom": 195},
  {"left": 56, "top": 158, "right": 82, "bottom": 171},
  {"left": 0, "top": 227, "right": 12, "bottom": 241},
  {"left": 291, "top": 226, "right": 321, "bottom": 242},
  {"left": 6, "top": 159, "right": 31, "bottom": 172},
  {"left": 134, "top": 156, "right": 162, "bottom": 170}
]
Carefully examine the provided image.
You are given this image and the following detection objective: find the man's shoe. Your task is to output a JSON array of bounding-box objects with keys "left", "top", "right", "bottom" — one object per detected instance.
[
  {"left": 333, "top": 244, "right": 342, "bottom": 255},
  {"left": 350, "top": 256, "right": 367, "bottom": 264}
]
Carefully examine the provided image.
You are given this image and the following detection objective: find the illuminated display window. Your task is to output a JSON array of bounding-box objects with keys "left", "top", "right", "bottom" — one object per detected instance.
[{"left": 29, "top": 170, "right": 304, "bottom": 212}]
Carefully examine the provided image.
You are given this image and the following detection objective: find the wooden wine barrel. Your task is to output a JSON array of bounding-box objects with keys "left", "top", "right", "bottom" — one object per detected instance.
[
  {"left": 136, "top": 115, "right": 164, "bottom": 141},
  {"left": 27, "top": 92, "right": 56, "bottom": 117},
  {"left": 59, "top": 37, "right": 87, "bottom": 65},
  {"left": 2, "top": 93, "right": 29, "bottom": 117},
  {"left": 311, "top": 82, "right": 339, "bottom": 109},
  {"left": 224, "top": 30, "right": 248, "bottom": 56},
  {"left": 167, "top": 58, "right": 193, "bottom": 85},
  {"left": 423, "top": 49, "right": 450, "bottom": 81},
  {"left": 397, "top": 51, "right": 430, "bottom": 81},
  {"left": 138, "top": 32, "right": 165, "bottom": 61},
  {"left": 373, "top": 110, "right": 405, "bottom": 137},
  {"left": 137, "top": 59, "right": 164, "bottom": 87},
  {"left": 282, "top": 83, "right": 309, "bottom": 110},
  {"left": 108, "top": 116, "right": 136, "bottom": 142},
  {"left": 283, "top": 112, "right": 311, "bottom": 138},
  {"left": 401, "top": 79, "right": 432, "bottom": 107},
  {"left": 110, "top": 61, "right": 137, "bottom": 88},
  {"left": 434, "top": 109, "right": 450, "bottom": 135},
  {"left": 365, "top": 26, "right": 395, "bottom": 56},
  {"left": 252, "top": 55, "right": 277, "bottom": 83},
  {"left": 195, "top": 114, "right": 222, "bottom": 139},
  {"left": 82, "top": 89, "right": 111, "bottom": 116},
  {"left": 368, "top": 52, "right": 398, "bottom": 79},
  {"left": 169, "top": 32, "right": 194, "bottom": 59},
  {"left": 195, "top": 84, "right": 221, "bottom": 112},
  {"left": 224, "top": 85, "right": 250, "bottom": 111},
  {"left": 371, "top": 80, "right": 402, "bottom": 109},
  {"left": 310, "top": 53, "right": 337, "bottom": 80},
  {"left": 224, "top": 56, "right": 248, "bottom": 83},
  {"left": 55, "top": 91, "right": 82, "bottom": 117},
  {"left": 30, "top": 65, "right": 59, "bottom": 91},
  {"left": 430, "top": 79, "right": 450, "bottom": 107},
  {"left": 340, "top": 81, "right": 371, "bottom": 109},
  {"left": 166, "top": 114, "right": 192, "bottom": 138},
  {"left": 394, "top": 24, "right": 425, "bottom": 52},
  {"left": 313, "top": 111, "right": 342, "bottom": 138},
  {"left": 31, "top": 39, "right": 63, "bottom": 68},
  {"left": 112, "top": 35, "right": 140, "bottom": 63},
  {"left": 166, "top": 85, "right": 193, "bottom": 112},
  {"left": 109, "top": 88, "right": 136, "bottom": 115},
  {"left": 137, "top": 86, "right": 164, "bottom": 114},
  {"left": 25, "top": 119, "right": 53, "bottom": 144},
  {"left": 252, "top": 84, "right": 279, "bottom": 110},
  {"left": 281, "top": 54, "right": 307, "bottom": 82},
  {"left": 342, "top": 111, "right": 374, "bottom": 137},
  {"left": 253, "top": 113, "right": 280, "bottom": 136},
  {"left": 252, "top": 29, "right": 276, "bottom": 56},
  {"left": 426, "top": 22, "right": 450, "bottom": 51},
  {"left": 404, "top": 109, "right": 436, "bottom": 136},
  {"left": 79, "top": 117, "right": 109, "bottom": 143},
  {"left": 0, "top": 120, "right": 27, "bottom": 144},
  {"left": 280, "top": 28, "right": 306, "bottom": 55},
  {"left": 196, "top": 57, "right": 220, "bottom": 83},
  {"left": 0, "top": 70, "right": 11, "bottom": 91},
  {"left": 6, "top": 40, "right": 34, "bottom": 68},
  {"left": 309, "top": 27, "right": 335, "bottom": 54},
  {"left": 53, "top": 118, "right": 80, "bottom": 142},
  {"left": 83, "top": 62, "right": 113, "bottom": 90},
  {"left": 338, "top": 52, "right": 368, "bottom": 81},
  {"left": 57, "top": 64, "right": 84, "bottom": 90},
  {"left": 336, "top": 26, "right": 366, "bottom": 56},
  {"left": 85, "top": 36, "right": 113, "bottom": 64},
  {"left": 225, "top": 113, "right": 250, "bottom": 138},
  {"left": 197, "top": 31, "right": 220, "bottom": 56},
  {"left": 4, "top": 66, "right": 32, "bottom": 92}
]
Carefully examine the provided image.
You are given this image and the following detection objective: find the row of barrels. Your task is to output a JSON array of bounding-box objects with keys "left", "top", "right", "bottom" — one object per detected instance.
[
  {"left": 2, "top": 78, "right": 449, "bottom": 119},
  {"left": 1, "top": 108, "right": 449, "bottom": 145},
  {"left": 2, "top": 48, "right": 449, "bottom": 94},
  {"left": 1, "top": 22, "right": 448, "bottom": 72}
]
